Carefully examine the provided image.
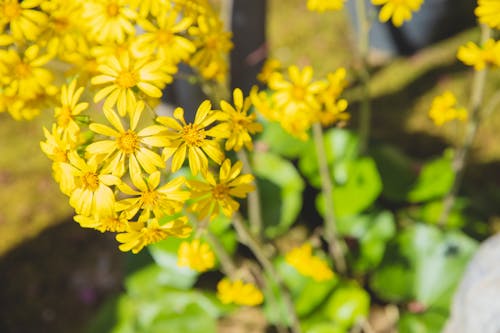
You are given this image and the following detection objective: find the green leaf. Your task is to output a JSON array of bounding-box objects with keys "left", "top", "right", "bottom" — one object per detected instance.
[
  {"left": 371, "top": 224, "right": 477, "bottom": 310},
  {"left": 337, "top": 211, "right": 396, "bottom": 272},
  {"left": 298, "top": 128, "right": 359, "bottom": 188},
  {"left": 258, "top": 118, "right": 309, "bottom": 158},
  {"left": 323, "top": 283, "right": 370, "bottom": 330},
  {"left": 317, "top": 157, "right": 382, "bottom": 218},
  {"left": 407, "top": 151, "right": 454, "bottom": 203},
  {"left": 252, "top": 152, "right": 304, "bottom": 237},
  {"left": 305, "top": 323, "right": 346, "bottom": 333},
  {"left": 371, "top": 144, "right": 417, "bottom": 202},
  {"left": 417, "top": 199, "right": 468, "bottom": 228},
  {"left": 398, "top": 311, "right": 447, "bottom": 333},
  {"left": 147, "top": 239, "right": 198, "bottom": 290}
]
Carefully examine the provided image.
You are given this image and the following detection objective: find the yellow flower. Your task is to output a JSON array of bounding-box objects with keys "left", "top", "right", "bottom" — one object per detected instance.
[
  {"left": 67, "top": 151, "right": 119, "bottom": 217},
  {"left": 54, "top": 79, "right": 89, "bottom": 144},
  {"left": 428, "top": 91, "right": 468, "bottom": 127},
  {"left": 40, "top": 125, "right": 76, "bottom": 195},
  {"left": 82, "top": 0, "right": 137, "bottom": 44},
  {"left": 39, "top": 0, "right": 86, "bottom": 59},
  {"left": 475, "top": 0, "right": 500, "bottom": 29},
  {"left": 285, "top": 243, "right": 334, "bottom": 282},
  {"left": 189, "top": 15, "right": 232, "bottom": 82},
  {"left": 457, "top": 39, "right": 500, "bottom": 71},
  {"left": 74, "top": 212, "right": 129, "bottom": 233},
  {"left": 177, "top": 239, "right": 215, "bottom": 272},
  {"left": 188, "top": 159, "right": 255, "bottom": 221},
  {"left": 0, "top": 45, "right": 55, "bottom": 100},
  {"left": 0, "top": 0, "right": 48, "bottom": 41},
  {"left": 133, "top": 9, "right": 195, "bottom": 64},
  {"left": 371, "top": 0, "right": 424, "bottom": 27},
  {"left": 86, "top": 101, "right": 168, "bottom": 177},
  {"left": 257, "top": 58, "right": 281, "bottom": 84},
  {"left": 220, "top": 88, "right": 263, "bottom": 152},
  {"left": 116, "top": 217, "right": 192, "bottom": 253},
  {"left": 116, "top": 170, "right": 190, "bottom": 221},
  {"left": 316, "top": 68, "right": 350, "bottom": 127},
  {"left": 266, "top": 65, "right": 325, "bottom": 140},
  {"left": 307, "top": 0, "right": 346, "bottom": 12},
  {"left": 158, "top": 100, "right": 227, "bottom": 175},
  {"left": 216, "top": 278, "right": 264, "bottom": 306},
  {"left": 92, "top": 52, "right": 175, "bottom": 116},
  {"left": 129, "top": 0, "right": 171, "bottom": 18}
]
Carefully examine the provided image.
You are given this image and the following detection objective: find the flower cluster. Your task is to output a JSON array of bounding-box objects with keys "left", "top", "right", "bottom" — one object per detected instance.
[
  {"left": 285, "top": 243, "right": 335, "bottom": 282},
  {"left": 428, "top": 91, "right": 467, "bottom": 127},
  {"left": 216, "top": 278, "right": 264, "bottom": 306},
  {"left": 252, "top": 60, "right": 349, "bottom": 140},
  {"left": 1, "top": 0, "right": 232, "bottom": 120}
]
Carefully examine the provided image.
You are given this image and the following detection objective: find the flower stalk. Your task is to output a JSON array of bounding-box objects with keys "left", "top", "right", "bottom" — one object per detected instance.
[
  {"left": 438, "top": 25, "right": 491, "bottom": 227},
  {"left": 312, "top": 122, "right": 347, "bottom": 274}
]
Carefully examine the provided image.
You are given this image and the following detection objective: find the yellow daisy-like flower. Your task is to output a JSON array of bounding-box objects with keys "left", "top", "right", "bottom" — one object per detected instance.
[
  {"left": 0, "top": 45, "right": 55, "bottom": 100},
  {"left": 40, "top": 125, "right": 76, "bottom": 195},
  {"left": 129, "top": 0, "right": 171, "bottom": 18},
  {"left": 428, "top": 91, "right": 468, "bottom": 127},
  {"left": 316, "top": 68, "right": 350, "bottom": 127},
  {"left": 371, "top": 0, "right": 424, "bottom": 27},
  {"left": 74, "top": 212, "right": 129, "bottom": 233},
  {"left": 266, "top": 65, "right": 325, "bottom": 140},
  {"left": 188, "top": 158, "right": 255, "bottom": 221},
  {"left": 177, "top": 239, "right": 215, "bottom": 272},
  {"left": 285, "top": 243, "right": 334, "bottom": 282},
  {"left": 216, "top": 278, "right": 264, "bottom": 306},
  {"left": 92, "top": 52, "right": 175, "bottom": 116},
  {"left": 158, "top": 100, "right": 228, "bottom": 175},
  {"left": 0, "top": 0, "right": 48, "bottom": 41},
  {"left": 133, "top": 9, "right": 195, "bottom": 64},
  {"left": 307, "top": 0, "right": 346, "bottom": 12},
  {"left": 220, "top": 88, "right": 263, "bottom": 152},
  {"left": 457, "top": 39, "right": 500, "bottom": 71},
  {"left": 67, "top": 151, "right": 119, "bottom": 217},
  {"left": 116, "top": 216, "right": 192, "bottom": 254},
  {"left": 86, "top": 101, "right": 168, "bottom": 177},
  {"left": 54, "top": 79, "right": 89, "bottom": 145},
  {"left": 257, "top": 58, "right": 281, "bottom": 84},
  {"left": 39, "top": 0, "right": 86, "bottom": 59},
  {"left": 189, "top": 15, "right": 233, "bottom": 82},
  {"left": 82, "top": 0, "right": 137, "bottom": 44},
  {"left": 475, "top": 0, "right": 500, "bottom": 29},
  {"left": 116, "top": 170, "right": 190, "bottom": 221}
]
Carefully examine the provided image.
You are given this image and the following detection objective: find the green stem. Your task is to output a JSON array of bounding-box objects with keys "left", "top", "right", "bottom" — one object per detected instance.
[
  {"left": 237, "top": 149, "right": 263, "bottom": 238},
  {"left": 438, "top": 25, "right": 491, "bottom": 227},
  {"left": 232, "top": 213, "right": 301, "bottom": 333},
  {"left": 312, "top": 122, "right": 347, "bottom": 274},
  {"left": 355, "top": 0, "right": 372, "bottom": 155},
  {"left": 205, "top": 231, "right": 238, "bottom": 277}
]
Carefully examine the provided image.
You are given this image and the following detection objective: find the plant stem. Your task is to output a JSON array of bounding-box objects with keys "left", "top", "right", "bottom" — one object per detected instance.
[
  {"left": 205, "top": 231, "right": 238, "bottom": 277},
  {"left": 312, "top": 122, "right": 347, "bottom": 274},
  {"left": 237, "top": 149, "right": 263, "bottom": 238},
  {"left": 355, "top": 0, "right": 372, "bottom": 154},
  {"left": 232, "top": 213, "right": 301, "bottom": 333},
  {"left": 438, "top": 25, "right": 491, "bottom": 227}
]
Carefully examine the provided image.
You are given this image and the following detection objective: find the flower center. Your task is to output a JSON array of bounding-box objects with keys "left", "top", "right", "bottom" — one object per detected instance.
[
  {"left": 2, "top": 2, "right": 21, "bottom": 20},
  {"left": 82, "top": 172, "right": 99, "bottom": 191},
  {"left": 117, "top": 130, "right": 139, "bottom": 154},
  {"left": 116, "top": 70, "right": 137, "bottom": 88},
  {"left": 53, "top": 17, "right": 69, "bottom": 32},
  {"left": 156, "top": 30, "right": 173, "bottom": 44},
  {"left": 212, "top": 184, "right": 229, "bottom": 200},
  {"left": 53, "top": 149, "right": 68, "bottom": 163},
  {"left": 57, "top": 106, "right": 72, "bottom": 127},
  {"left": 181, "top": 124, "right": 205, "bottom": 147},
  {"left": 205, "top": 35, "right": 218, "bottom": 50},
  {"left": 292, "top": 86, "right": 306, "bottom": 101},
  {"left": 14, "top": 62, "right": 31, "bottom": 78},
  {"left": 106, "top": 3, "right": 120, "bottom": 17},
  {"left": 141, "top": 227, "right": 167, "bottom": 245},
  {"left": 141, "top": 190, "right": 158, "bottom": 208}
]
